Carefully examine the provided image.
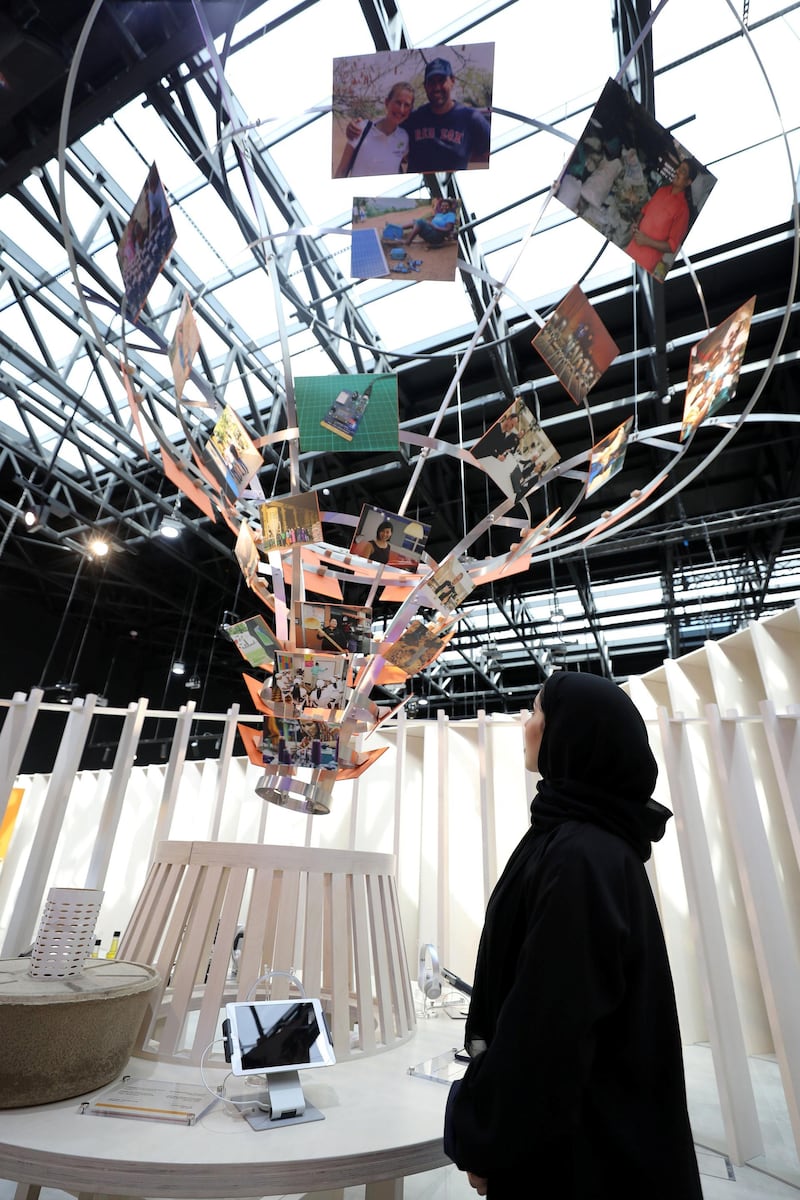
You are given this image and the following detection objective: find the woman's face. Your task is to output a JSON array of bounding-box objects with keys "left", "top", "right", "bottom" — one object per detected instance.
[
  {"left": 386, "top": 89, "right": 414, "bottom": 126},
  {"left": 376, "top": 525, "right": 392, "bottom": 544},
  {"left": 523, "top": 689, "right": 545, "bottom": 773}
]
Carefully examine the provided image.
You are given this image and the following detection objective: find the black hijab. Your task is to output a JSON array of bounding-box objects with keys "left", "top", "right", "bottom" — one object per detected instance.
[{"left": 532, "top": 672, "right": 671, "bottom": 861}]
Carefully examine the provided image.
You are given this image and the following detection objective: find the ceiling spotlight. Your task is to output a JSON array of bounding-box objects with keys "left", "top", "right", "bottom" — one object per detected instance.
[
  {"left": 171, "top": 660, "right": 186, "bottom": 676},
  {"left": 23, "top": 505, "right": 40, "bottom": 528},
  {"left": 186, "top": 674, "right": 202, "bottom": 690},
  {"left": 88, "top": 537, "right": 109, "bottom": 558},
  {"left": 550, "top": 605, "right": 566, "bottom": 624},
  {"left": 159, "top": 515, "right": 183, "bottom": 539}
]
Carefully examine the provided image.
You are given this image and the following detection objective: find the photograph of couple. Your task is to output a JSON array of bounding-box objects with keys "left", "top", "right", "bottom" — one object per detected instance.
[{"left": 332, "top": 43, "right": 494, "bottom": 178}]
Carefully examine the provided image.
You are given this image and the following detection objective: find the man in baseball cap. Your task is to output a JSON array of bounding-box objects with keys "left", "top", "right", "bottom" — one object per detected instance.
[{"left": 404, "top": 53, "right": 491, "bottom": 173}]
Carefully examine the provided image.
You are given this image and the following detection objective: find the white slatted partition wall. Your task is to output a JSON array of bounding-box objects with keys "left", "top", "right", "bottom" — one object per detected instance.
[{"left": 657, "top": 708, "right": 763, "bottom": 1165}]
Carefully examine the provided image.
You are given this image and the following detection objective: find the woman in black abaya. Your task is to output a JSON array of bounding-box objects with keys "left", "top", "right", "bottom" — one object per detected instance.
[{"left": 444, "top": 671, "right": 702, "bottom": 1199}]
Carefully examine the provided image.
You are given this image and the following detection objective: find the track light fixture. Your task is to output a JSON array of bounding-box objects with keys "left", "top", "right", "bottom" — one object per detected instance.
[
  {"left": 159, "top": 495, "right": 183, "bottom": 539},
  {"left": 159, "top": 516, "right": 183, "bottom": 539}
]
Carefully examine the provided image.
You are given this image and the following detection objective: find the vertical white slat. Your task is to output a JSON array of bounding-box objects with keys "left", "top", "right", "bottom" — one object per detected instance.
[
  {"left": 271, "top": 868, "right": 301, "bottom": 997},
  {"left": 351, "top": 869, "right": 376, "bottom": 1055},
  {"left": 141, "top": 861, "right": 206, "bottom": 1054},
  {"left": 393, "top": 707, "right": 407, "bottom": 865},
  {"left": 1, "top": 695, "right": 97, "bottom": 958},
  {"left": 706, "top": 705, "right": 800, "bottom": 1158},
  {"left": 760, "top": 701, "right": 800, "bottom": 868},
  {"left": 207, "top": 703, "right": 240, "bottom": 841},
  {"left": 193, "top": 864, "right": 248, "bottom": 1062},
  {"left": 256, "top": 786, "right": 269, "bottom": 842},
  {"left": 84, "top": 698, "right": 148, "bottom": 889},
  {"left": 657, "top": 708, "right": 763, "bottom": 1165},
  {"left": 0, "top": 690, "right": 43, "bottom": 827},
  {"left": 237, "top": 866, "right": 275, "bottom": 1000},
  {"left": 382, "top": 871, "right": 415, "bottom": 1035},
  {"left": 348, "top": 775, "right": 360, "bottom": 850},
  {"left": 437, "top": 710, "right": 449, "bottom": 962},
  {"left": 366, "top": 871, "right": 394, "bottom": 1044},
  {"left": 386, "top": 873, "right": 417, "bottom": 1032},
  {"left": 328, "top": 870, "right": 351, "bottom": 1056},
  {"left": 301, "top": 868, "right": 324, "bottom": 999},
  {"left": 159, "top": 861, "right": 227, "bottom": 1056},
  {"left": 476, "top": 710, "right": 495, "bottom": 909},
  {"left": 120, "top": 858, "right": 187, "bottom": 964},
  {"left": 416, "top": 722, "right": 440, "bottom": 955},
  {"left": 148, "top": 702, "right": 195, "bottom": 861}
]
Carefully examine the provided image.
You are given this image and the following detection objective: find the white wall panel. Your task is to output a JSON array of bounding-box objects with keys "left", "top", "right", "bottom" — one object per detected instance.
[{"left": 664, "top": 658, "right": 771, "bottom": 1054}]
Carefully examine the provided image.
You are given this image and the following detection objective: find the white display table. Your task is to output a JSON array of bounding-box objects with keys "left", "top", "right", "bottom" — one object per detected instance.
[{"left": 0, "top": 1017, "right": 463, "bottom": 1200}]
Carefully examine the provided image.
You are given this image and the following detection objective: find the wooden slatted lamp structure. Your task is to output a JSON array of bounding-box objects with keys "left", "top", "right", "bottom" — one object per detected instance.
[{"left": 120, "top": 841, "right": 416, "bottom": 1065}]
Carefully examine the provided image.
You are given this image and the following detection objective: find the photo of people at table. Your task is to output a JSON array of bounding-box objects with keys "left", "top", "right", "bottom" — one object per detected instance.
[
  {"left": 555, "top": 78, "right": 716, "bottom": 280},
  {"left": 472, "top": 396, "right": 561, "bottom": 500},
  {"left": 271, "top": 650, "right": 348, "bottom": 717},
  {"left": 586, "top": 417, "right": 634, "bottom": 497},
  {"left": 117, "top": 162, "right": 177, "bottom": 321},
  {"left": 295, "top": 602, "right": 373, "bottom": 656},
  {"left": 262, "top": 713, "right": 339, "bottom": 771},
  {"left": 350, "top": 503, "right": 430, "bottom": 570},
  {"left": 260, "top": 493, "right": 324, "bottom": 551},
  {"left": 532, "top": 285, "right": 619, "bottom": 406},
  {"left": 680, "top": 296, "right": 755, "bottom": 443},
  {"left": 332, "top": 43, "right": 494, "bottom": 178}
]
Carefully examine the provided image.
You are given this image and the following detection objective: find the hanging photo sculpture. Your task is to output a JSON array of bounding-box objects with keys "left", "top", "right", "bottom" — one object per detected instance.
[{"left": 53, "top": 2, "right": 785, "bottom": 817}]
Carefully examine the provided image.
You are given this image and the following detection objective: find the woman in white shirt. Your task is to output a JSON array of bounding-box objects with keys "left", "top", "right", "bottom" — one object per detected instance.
[{"left": 335, "top": 82, "right": 414, "bottom": 178}]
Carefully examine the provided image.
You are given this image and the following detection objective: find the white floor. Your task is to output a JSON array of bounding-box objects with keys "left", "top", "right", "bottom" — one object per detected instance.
[{"left": 1, "top": 1043, "right": 797, "bottom": 1200}]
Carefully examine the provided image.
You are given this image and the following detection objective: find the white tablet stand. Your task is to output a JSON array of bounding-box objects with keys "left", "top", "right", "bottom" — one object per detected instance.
[{"left": 241, "top": 1070, "right": 325, "bottom": 1132}]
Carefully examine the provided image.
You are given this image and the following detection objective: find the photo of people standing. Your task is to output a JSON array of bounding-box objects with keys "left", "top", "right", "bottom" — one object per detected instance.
[
  {"left": 472, "top": 397, "right": 561, "bottom": 501},
  {"left": 332, "top": 43, "right": 494, "bottom": 177},
  {"left": 555, "top": 78, "right": 716, "bottom": 280},
  {"left": 532, "top": 285, "right": 619, "bottom": 406},
  {"left": 295, "top": 602, "right": 373, "bottom": 656}
]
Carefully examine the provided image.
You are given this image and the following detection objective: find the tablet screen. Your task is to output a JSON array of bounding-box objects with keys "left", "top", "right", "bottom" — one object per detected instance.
[{"left": 224, "top": 999, "right": 335, "bottom": 1076}]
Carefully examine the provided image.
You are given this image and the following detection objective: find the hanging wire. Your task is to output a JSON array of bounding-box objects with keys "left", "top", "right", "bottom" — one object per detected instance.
[
  {"left": 631, "top": 261, "right": 641, "bottom": 436},
  {"left": 455, "top": 356, "right": 468, "bottom": 541}
]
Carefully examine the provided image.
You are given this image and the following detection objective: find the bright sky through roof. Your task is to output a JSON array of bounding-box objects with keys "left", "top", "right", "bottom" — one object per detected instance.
[{"left": 0, "top": 0, "right": 798, "bottom": 474}]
